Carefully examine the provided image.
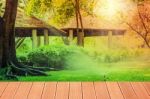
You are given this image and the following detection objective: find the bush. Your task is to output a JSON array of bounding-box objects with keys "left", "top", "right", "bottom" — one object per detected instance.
[
  {"left": 18, "top": 42, "right": 148, "bottom": 71},
  {"left": 83, "top": 48, "right": 145, "bottom": 63},
  {"left": 27, "top": 44, "right": 81, "bottom": 69}
]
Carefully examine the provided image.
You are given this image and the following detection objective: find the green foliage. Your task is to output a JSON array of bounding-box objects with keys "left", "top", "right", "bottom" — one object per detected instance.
[
  {"left": 0, "top": 0, "right": 5, "bottom": 17},
  {"left": 19, "top": 61, "right": 150, "bottom": 81},
  {"left": 25, "top": 0, "right": 52, "bottom": 17},
  {"left": 16, "top": 37, "right": 150, "bottom": 81},
  {"left": 0, "top": 68, "right": 7, "bottom": 80},
  {"left": 80, "top": 0, "right": 97, "bottom": 16},
  {"left": 52, "top": 0, "right": 75, "bottom": 26},
  {"left": 25, "top": 0, "right": 97, "bottom": 26},
  {"left": 27, "top": 44, "right": 81, "bottom": 69},
  {"left": 16, "top": 38, "right": 32, "bottom": 55}
]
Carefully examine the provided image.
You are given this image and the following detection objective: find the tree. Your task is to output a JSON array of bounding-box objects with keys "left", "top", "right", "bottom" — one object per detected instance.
[
  {"left": 127, "top": 1, "right": 150, "bottom": 48},
  {"left": 0, "top": 17, "right": 3, "bottom": 68},
  {"left": 0, "top": 0, "right": 48, "bottom": 79},
  {"left": 75, "top": 0, "right": 84, "bottom": 46}
]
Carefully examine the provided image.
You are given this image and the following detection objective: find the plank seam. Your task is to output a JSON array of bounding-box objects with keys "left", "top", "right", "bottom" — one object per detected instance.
[
  {"left": 141, "top": 82, "right": 150, "bottom": 96},
  {"left": 81, "top": 82, "right": 83, "bottom": 99},
  {"left": 13, "top": 82, "right": 21, "bottom": 99},
  {"left": 93, "top": 82, "right": 97, "bottom": 99},
  {"left": 40, "top": 82, "right": 45, "bottom": 99},
  {"left": 54, "top": 82, "right": 58, "bottom": 99},
  {"left": 130, "top": 82, "right": 139, "bottom": 98},
  {"left": 0, "top": 82, "right": 9, "bottom": 98},
  {"left": 117, "top": 82, "right": 125, "bottom": 99},
  {"left": 68, "top": 82, "right": 70, "bottom": 99},
  {"left": 27, "top": 82, "right": 33, "bottom": 99},
  {"left": 105, "top": 82, "right": 112, "bottom": 99}
]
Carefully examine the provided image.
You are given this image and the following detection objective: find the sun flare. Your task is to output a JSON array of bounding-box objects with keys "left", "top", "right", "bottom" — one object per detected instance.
[
  {"left": 94, "top": 0, "right": 128, "bottom": 19},
  {"left": 105, "top": 0, "right": 118, "bottom": 16}
]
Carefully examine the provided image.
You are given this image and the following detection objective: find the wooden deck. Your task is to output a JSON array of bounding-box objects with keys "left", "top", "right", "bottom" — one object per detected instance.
[{"left": 0, "top": 82, "right": 149, "bottom": 99}]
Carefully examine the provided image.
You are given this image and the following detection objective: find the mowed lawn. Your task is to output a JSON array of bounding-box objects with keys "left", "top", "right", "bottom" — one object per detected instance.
[{"left": 19, "top": 60, "right": 150, "bottom": 81}]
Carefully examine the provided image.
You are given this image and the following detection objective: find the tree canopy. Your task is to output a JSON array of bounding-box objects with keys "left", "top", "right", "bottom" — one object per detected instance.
[{"left": 25, "top": 0, "right": 97, "bottom": 26}]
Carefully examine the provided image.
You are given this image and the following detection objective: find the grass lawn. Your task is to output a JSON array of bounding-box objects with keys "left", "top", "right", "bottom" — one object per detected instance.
[
  {"left": 19, "top": 60, "right": 150, "bottom": 81},
  {"left": 15, "top": 43, "right": 150, "bottom": 81}
]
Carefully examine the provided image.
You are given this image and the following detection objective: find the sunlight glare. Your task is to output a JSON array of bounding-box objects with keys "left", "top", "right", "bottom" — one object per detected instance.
[{"left": 94, "top": 0, "right": 127, "bottom": 19}]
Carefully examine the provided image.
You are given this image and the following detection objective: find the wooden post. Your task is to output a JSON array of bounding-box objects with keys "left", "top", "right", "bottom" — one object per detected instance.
[
  {"left": 68, "top": 29, "right": 73, "bottom": 45},
  {"left": 37, "top": 36, "right": 41, "bottom": 47},
  {"left": 32, "top": 29, "right": 37, "bottom": 48},
  {"left": 44, "top": 29, "right": 49, "bottom": 45},
  {"left": 77, "top": 31, "right": 84, "bottom": 46},
  {"left": 108, "top": 31, "right": 113, "bottom": 49}
]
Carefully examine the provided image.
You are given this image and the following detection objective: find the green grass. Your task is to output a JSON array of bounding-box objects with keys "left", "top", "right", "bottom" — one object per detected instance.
[
  {"left": 15, "top": 38, "right": 150, "bottom": 81},
  {"left": 19, "top": 60, "right": 150, "bottom": 81}
]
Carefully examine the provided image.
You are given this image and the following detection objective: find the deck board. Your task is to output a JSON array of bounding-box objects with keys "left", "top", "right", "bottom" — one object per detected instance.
[
  {"left": 143, "top": 82, "right": 150, "bottom": 96},
  {"left": 55, "top": 82, "right": 69, "bottom": 99},
  {"left": 28, "top": 82, "right": 45, "bottom": 99},
  {"left": 14, "top": 82, "right": 32, "bottom": 99},
  {"left": 0, "top": 82, "right": 149, "bottom": 99},
  {"left": 131, "top": 82, "right": 150, "bottom": 99},
  {"left": 69, "top": 82, "right": 82, "bottom": 99},
  {"left": 0, "top": 82, "right": 20, "bottom": 99},
  {"left": 106, "top": 82, "right": 124, "bottom": 99},
  {"left": 118, "top": 82, "right": 138, "bottom": 99},
  {"left": 0, "top": 82, "right": 8, "bottom": 97},
  {"left": 82, "top": 82, "right": 96, "bottom": 99},
  {"left": 42, "top": 82, "right": 57, "bottom": 99},
  {"left": 94, "top": 82, "right": 110, "bottom": 99}
]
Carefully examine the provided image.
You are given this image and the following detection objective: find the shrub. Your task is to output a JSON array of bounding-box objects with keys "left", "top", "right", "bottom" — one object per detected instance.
[
  {"left": 83, "top": 48, "right": 146, "bottom": 63},
  {"left": 27, "top": 44, "right": 81, "bottom": 69}
]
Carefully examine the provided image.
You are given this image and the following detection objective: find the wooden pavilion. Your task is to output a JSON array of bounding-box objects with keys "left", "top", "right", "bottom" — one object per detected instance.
[{"left": 15, "top": 11, "right": 126, "bottom": 47}]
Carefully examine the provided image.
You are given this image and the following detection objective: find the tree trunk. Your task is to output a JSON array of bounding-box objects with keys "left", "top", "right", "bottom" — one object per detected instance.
[
  {"left": 75, "top": 0, "right": 79, "bottom": 45},
  {"left": 0, "top": 0, "right": 48, "bottom": 79},
  {"left": 75, "top": 0, "right": 84, "bottom": 46},
  {"left": 2, "top": 0, "right": 18, "bottom": 67},
  {"left": 78, "top": 0, "right": 84, "bottom": 46},
  {"left": 0, "top": 17, "right": 4, "bottom": 68}
]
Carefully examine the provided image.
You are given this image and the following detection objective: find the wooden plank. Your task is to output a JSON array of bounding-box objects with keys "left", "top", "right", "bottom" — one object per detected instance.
[
  {"left": 106, "top": 82, "right": 124, "bottom": 99},
  {"left": 143, "top": 82, "right": 150, "bottom": 96},
  {"left": 0, "top": 82, "right": 8, "bottom": 97},
  {"left": 28, "top": 82, "right": 45, "bottom": 99},
  {"left": 14, "top": 82, "right": 32, "bottom": 99},
  {"left": 69, "top": 82, "right": 82, "bottom": 99},
  {"left": 94, "top": 82, "right": 110, "bottom": 99},
  {"left": 42, "top": 82, "right": 57, "bottom": 99},
  {"left": 1, "top": 82, "right": 20, "bottom": 99},
  {"left": 55, "top": 82, "right": 69, "bottom": 99},
  {"left": 118, "top": 82, "right": 138, "bottom": 99},
  {"left": 82, "top": 82, "right": 96, "bottom": 99},
  {"left": 131, "top": 82, "right": 150, "bottom": 99}
]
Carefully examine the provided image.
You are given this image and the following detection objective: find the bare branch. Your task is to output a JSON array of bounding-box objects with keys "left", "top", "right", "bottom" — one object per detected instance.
[{"left": 137, "top": 5, "right": 149, "bottom": 38}]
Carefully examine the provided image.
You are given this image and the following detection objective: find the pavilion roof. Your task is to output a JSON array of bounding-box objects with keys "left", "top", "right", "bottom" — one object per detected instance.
[{"left": 62, "top": 16, "right": 126, "bottom": 30}]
